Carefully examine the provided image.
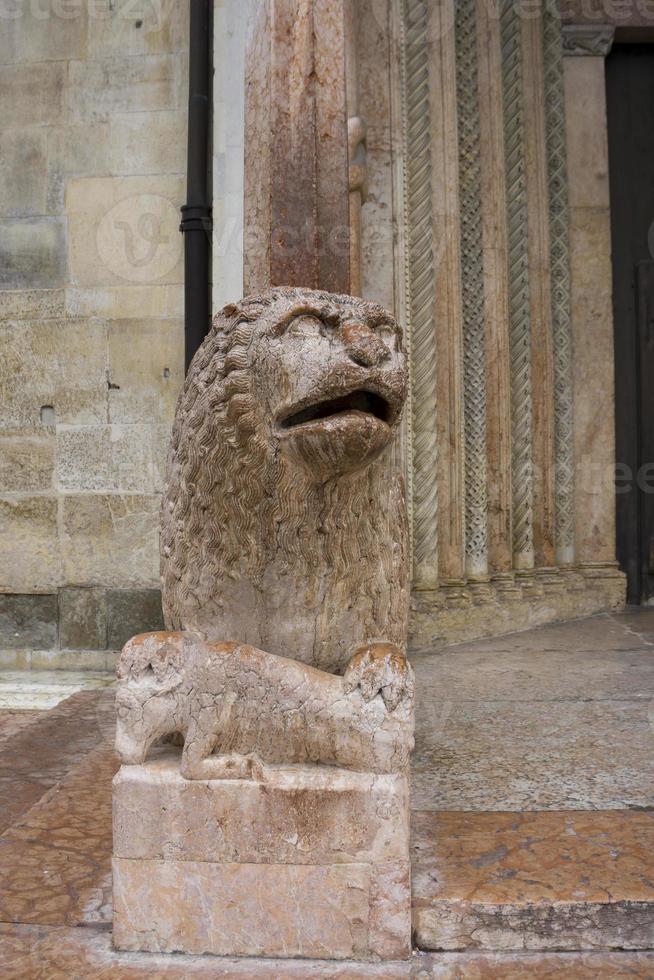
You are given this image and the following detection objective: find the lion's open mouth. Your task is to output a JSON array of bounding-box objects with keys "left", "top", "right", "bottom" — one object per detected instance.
[{"left": 280, "top": 390, "right": 392, "bottom": 430}]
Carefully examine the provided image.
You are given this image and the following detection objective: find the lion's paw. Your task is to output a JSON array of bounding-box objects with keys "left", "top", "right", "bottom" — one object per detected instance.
[{"left": 343, "top": 642, "right": 414, "bottom": 712}]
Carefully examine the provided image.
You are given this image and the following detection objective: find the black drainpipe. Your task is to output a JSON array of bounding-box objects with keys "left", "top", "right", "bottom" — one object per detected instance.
[{"left": 181, "top": 0, "right": 213, "bottom": 372}]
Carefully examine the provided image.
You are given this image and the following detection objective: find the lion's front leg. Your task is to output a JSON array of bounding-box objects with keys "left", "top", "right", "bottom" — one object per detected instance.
[
  {"left": 343, "top": 642, "right": 414, "bottom": 712},
  {"left": 180, "top": 711, "right": 265, "bottom": 781}
]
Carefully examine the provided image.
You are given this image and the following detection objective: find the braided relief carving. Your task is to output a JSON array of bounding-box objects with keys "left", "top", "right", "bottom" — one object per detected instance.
[
  {"left": 543, "top": 0, "right": 575, "bottom": 565},
  {"left": 501, "top": 0, "right": 534, "bottom": 567},
  {"left": 455, "top": 0, "right": 488, "bottom": 580},
  {"left": 402, "top": 0, "right": 439, "bottom": 587}
]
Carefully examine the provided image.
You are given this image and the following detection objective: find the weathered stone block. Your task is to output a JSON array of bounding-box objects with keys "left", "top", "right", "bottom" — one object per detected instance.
[
  {"left": 0, "top": 130, "right": 48, "bottom": 218},
  {"left": 67, "top": 55, "right": 176, "bottom": 120},
  {"left": 0, "top": 496, "right": 61, "bottom": 591},
  {"left": 0, "top": 218, "right": 67, "bottom": 289},
  {"left": 1, "top": 318, "right": 107, "bottom": 427},
  {"left": 0, "top": 6, "right": 87, "bottom": 65},
  {"left": 45, "top": 124, "right": 111, "bottom": 214},
  {"left": 107, "top": 318, "right": 184, "bottom": 423},
  {"left": 112, "top": 755, "right": 411, "bottom": 960},
  {"left": 61, "top": 494, "right": 159, "bottom": 588},
  {"left": 66, "top": 175, "right": 184, "bottom": 287},
  {"left": 0, "top": 432, "right": 55, "bottom": 492},
  {"left": 58, "top": 588, "right": 107, "bottom": 651},
  {"left": 65, "top": 285, "right": 183, "bottom": 320},
  {"left": 0, "top": 289, "right": 66, "bottom": 321},
  {"left": 108, "top": 110, "right": 186, "bottom": 176},
  {"left": 87, "top": 3, "right": 187, "bottom": 57},
  {"left": 106, "top": 589, "right": 164, "bottom": 650},
  {"left": 0, "top": 593, "right": 58, "bottom": 650},
  {"left": 56, "top": 424, "right": 154, "bottom": 493},
  {"left": 0, "top": 64, "right": 65, "bottom": 129},
  {"left": 113, "top": 857, "right": 371, "bottom": 959}
]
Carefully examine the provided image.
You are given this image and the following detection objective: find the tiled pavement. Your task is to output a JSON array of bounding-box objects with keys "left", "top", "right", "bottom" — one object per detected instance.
[{"left": 0, "top": 610, "right": 653, "bottom": 977}]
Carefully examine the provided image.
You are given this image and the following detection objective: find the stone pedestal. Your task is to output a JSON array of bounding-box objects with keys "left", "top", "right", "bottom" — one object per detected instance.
[{"left": 112, "top": 748, "right": 411, "bottom": 961}]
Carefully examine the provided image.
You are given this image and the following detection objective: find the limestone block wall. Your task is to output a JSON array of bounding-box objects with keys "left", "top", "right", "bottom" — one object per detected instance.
[{"left": 0, "top": 2, "right": 188, "bottom": 664}]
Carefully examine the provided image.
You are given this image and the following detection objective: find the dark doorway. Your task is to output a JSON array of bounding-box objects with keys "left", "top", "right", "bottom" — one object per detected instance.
[{"left": 606, "top": 44, "right": 654, "bottom": 604}]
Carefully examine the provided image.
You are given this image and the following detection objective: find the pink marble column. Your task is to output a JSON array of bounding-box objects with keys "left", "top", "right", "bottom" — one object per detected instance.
[{"left": 244, "top": 0, "right": 351, "bottom": 295}]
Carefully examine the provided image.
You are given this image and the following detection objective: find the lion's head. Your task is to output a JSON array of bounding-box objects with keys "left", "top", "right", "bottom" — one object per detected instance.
[{"left": 161, "top": 287, "right": 409, "bottom": 673}]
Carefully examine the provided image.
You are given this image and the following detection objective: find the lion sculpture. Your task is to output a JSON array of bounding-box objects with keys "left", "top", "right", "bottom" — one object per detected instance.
[
  {"left": 162, "top": 287, "right": 410, "bottom": 677},
  {"left": 116, "top": 287, "right": 413, "bottom": 776}
]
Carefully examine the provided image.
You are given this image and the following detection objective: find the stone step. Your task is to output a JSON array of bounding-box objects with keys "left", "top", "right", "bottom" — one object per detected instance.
[
  {"left": 412, "top": 810, "right": 654, "bottom": 952},
  {"left": 0, "top": 669, "right": 113, "bottom": 710},
  {"left": 1, "top": 923, "right": 654, "bottom": 977}
]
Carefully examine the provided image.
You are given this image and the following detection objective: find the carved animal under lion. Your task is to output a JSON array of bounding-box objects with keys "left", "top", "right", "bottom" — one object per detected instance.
[{"left": 115, "top": 287, "right": 413, "bottom": 778}]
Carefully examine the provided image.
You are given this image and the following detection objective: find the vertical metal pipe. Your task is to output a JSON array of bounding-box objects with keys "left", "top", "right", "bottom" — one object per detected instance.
[{"left": 181, "top": 0, "right": 213, "bottom": 372}]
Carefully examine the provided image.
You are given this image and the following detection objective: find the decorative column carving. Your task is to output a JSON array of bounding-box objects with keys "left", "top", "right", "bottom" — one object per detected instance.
[
  {"left": 501, "top": 0, "right": 534, "bottom": 571},
  {"left": 523, "top": 7, "right": 556, "bottom": 571},
  {"left": 455, "top": 0, "right": 488, "bottom": 582},
  {"left": 400, "top": 0, "right": 439, "bottom": 589},
  {"left": 562, "top": 25, "right": 615, "bottom": 57},
  {"left": 544, "top": 0, "right": 575, "bottom": 566},
  {"left": 244, "top": 0, "right": 351, "bottom": 295}
]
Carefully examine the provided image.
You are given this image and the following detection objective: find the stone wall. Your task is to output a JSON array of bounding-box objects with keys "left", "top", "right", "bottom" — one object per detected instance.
[{"left": 0, "top": 2, "right": 188, "bottom": 666}]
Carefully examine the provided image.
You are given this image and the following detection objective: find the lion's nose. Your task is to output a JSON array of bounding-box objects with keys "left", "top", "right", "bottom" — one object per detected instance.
[{"left": 342, "top": 321, "right": 390, "bottom": 368}]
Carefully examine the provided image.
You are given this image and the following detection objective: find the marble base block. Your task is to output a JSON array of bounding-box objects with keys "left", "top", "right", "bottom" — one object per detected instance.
[{"left": 112, "top": 748, "right": 411, "bottom": 961}]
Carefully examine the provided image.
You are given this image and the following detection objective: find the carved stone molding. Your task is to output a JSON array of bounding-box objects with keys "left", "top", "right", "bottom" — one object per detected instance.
[
  {"left": 562, "top": 24, "right": 615, "bottom": 56},
  {"left": 455, "top": 0, "right": 489, "bottom": 581}
]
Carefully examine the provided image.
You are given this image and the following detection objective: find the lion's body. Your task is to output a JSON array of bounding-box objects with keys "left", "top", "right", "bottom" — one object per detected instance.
[{"left": 160, "top": 288, "right": 409, "bottom": 675}]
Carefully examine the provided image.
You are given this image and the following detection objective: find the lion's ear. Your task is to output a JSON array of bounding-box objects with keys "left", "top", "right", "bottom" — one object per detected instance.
[{"left": 222, "top": 303, "right": 239, "bottom": 318}]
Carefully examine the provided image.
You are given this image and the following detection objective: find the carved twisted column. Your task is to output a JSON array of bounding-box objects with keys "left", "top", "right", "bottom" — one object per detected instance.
[
  {"left": 544, "top": 0, "right": 575, "bottom": 566},
  {"left": 401, "top": 0, "right": 439, "bottom": 589},
  {"left": 523, "top": 7, "right": 557, "bottom": 572},
  {"left": 455, "top": 0, "right": 488, "bottom": 582},
  {"left": 501, "top": 0, "right": 534, "bottom": 571}
]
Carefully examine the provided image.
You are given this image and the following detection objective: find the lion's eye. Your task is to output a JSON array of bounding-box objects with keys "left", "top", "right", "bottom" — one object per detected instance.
[{"left": 288, "top": 315, "right": 327, "bottom": 338}]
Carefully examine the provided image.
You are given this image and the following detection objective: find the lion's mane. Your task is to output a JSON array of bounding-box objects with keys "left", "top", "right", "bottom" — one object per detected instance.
[{"left": 161, "top": 287, "right": 409, "bottom": 674}]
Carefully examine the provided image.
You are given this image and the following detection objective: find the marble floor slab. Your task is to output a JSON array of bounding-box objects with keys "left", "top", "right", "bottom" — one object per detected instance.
[
  {"left": 411, "top": 609, "right": 654, "bottom": 811},
  {"left": 0, "top": 688, "right": 115, "bottom": 834},
  {"left": 412, "top": 698, "right": 654, "bottom": 811}
]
